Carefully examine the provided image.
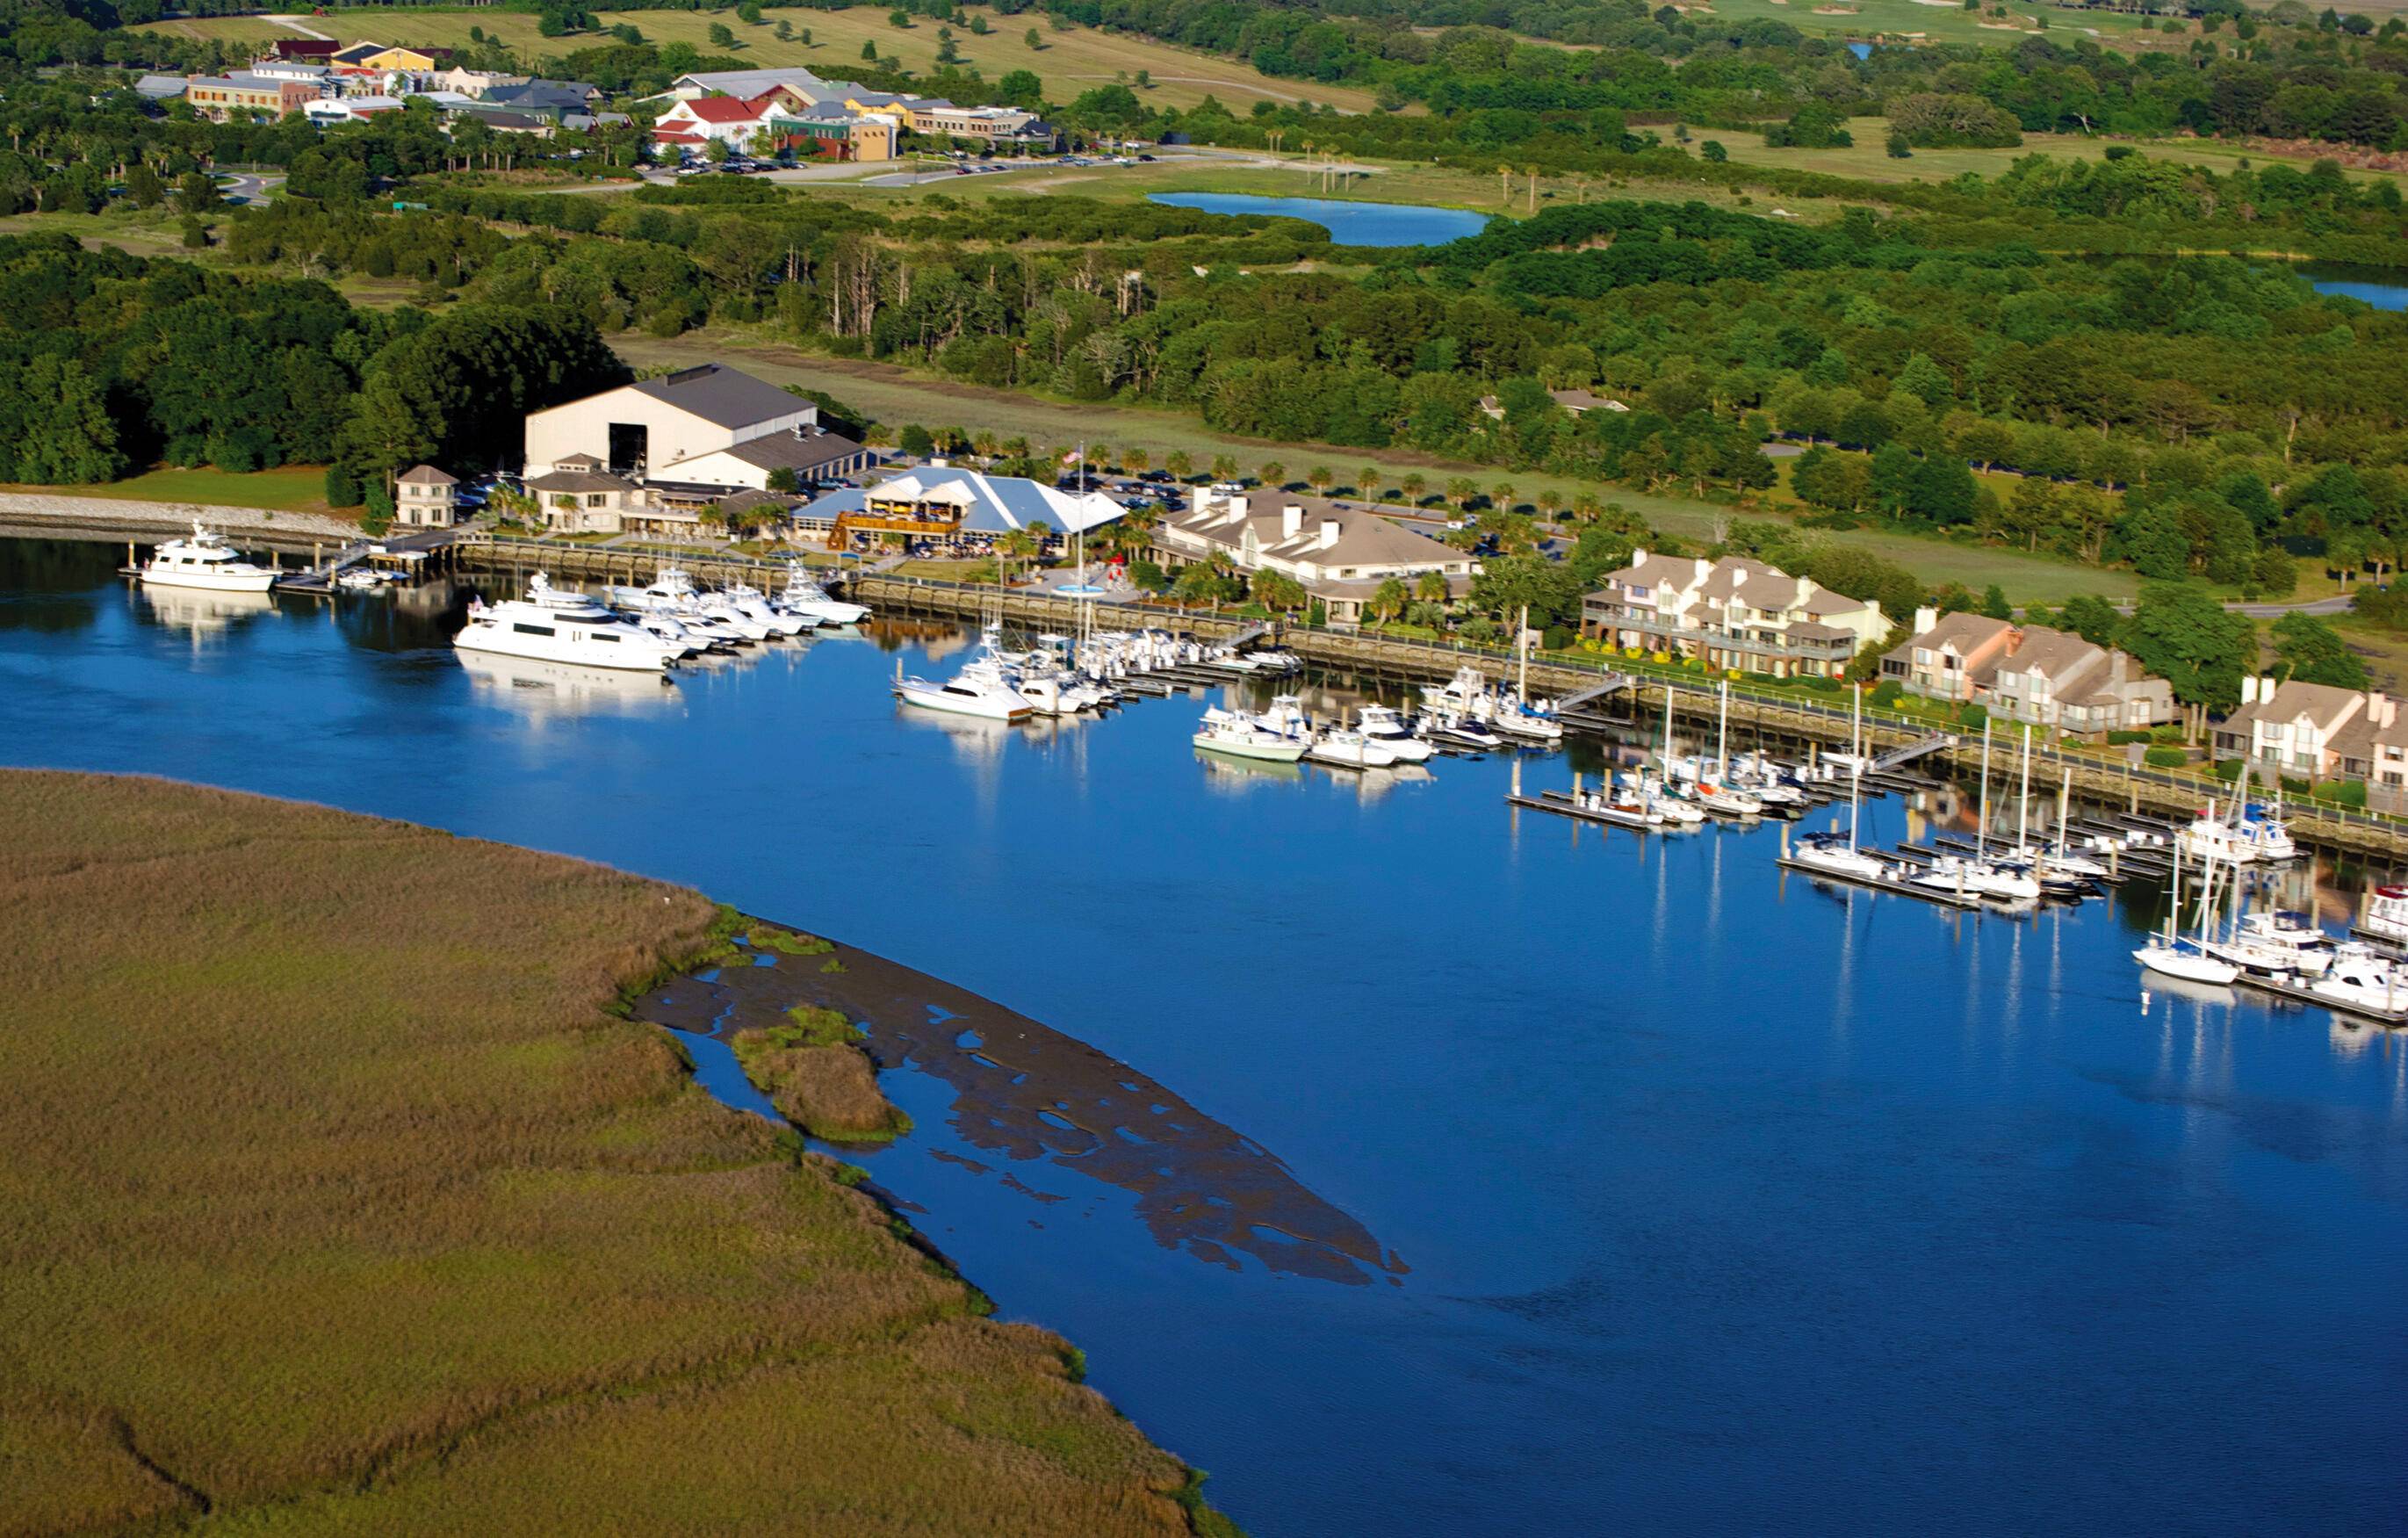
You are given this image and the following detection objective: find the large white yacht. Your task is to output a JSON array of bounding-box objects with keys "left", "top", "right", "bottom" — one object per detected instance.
[
  {"left": 775, "top": 567, "right": 870, "bottom": 626},
  {"left": 139, "top": 522, "right": 281, "bottom": 594},
  {"left": 895, "top": 625, "right": 1033, "bottom": 720},
  {"left": 1355, "top": 704, "right": 1433, "bottom": 762},
  {"left": 453, "top": 574, "right": 678, "bottom": 673},
  {"left": 1194, "top": 712, "right": 1309, "bottom": 763}
]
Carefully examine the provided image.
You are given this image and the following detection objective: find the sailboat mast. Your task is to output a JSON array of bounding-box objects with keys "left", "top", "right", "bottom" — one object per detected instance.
[
  {"left": 1717, "top": 680, "right": 1729, "bottom": 777},
  {"left": 1517, "top": 604, "right": 1530, "bottom": 702},
  {"left": 1849, "top": 684, "right": 1864, "bottom": 854},
  {"left": 2018, "top": 724, "right": 2032, "bottom": 854},
  {"left": 1977, "top": 719, "right": 1993, "bottom": 861}
]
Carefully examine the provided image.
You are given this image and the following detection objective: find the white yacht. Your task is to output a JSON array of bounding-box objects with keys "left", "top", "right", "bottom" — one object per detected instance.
[
  {"left": 453, "top": 574, "right": 677, "bottom": 673},
  {"left": 896, "top": 626, "right": 1033, "bottom": 720},
  {"left": 717, "top": 582, "right": 812, "bottom": 639},
  {"left": 1306, "top": 727, "right": 1400, "bottom": 770},
  {"left": 1194, "top": 712, "right": 1308, "bottom": 763},
  {"left": 2308, "top": 946, "right": 2408, "bottom": 1021},
  {"left": 1355, "top": 704, "right": 1433, "bottom": 762},
  {"left": 140, "top": 522, "right": 281, "bottom": 594},
  {"left": 1910, "top": 853, "right": 2041, "bottom": 903},
  {"left": 775, "top": 567, "right": 870, "bottom": 626},
  {"left": 2359, "top": 884, "right": 2408, "bottom": 947},
  {"left": 2204, "top": 907, "right": 2334, "bottom": 979},
  {"left": 1789, "top": 831, "right": 1905, "bottom": 885}
]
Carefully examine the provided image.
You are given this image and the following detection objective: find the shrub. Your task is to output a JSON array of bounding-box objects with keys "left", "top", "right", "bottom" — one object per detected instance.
[
  {"left": 1958, "top": 702, "right": 1988, "bottom": 729},
  {"left": 1870, "top": 680, "right": 1903, "bottom": 706},
  {"left": 2144, "top": 746, "right": 2188, "bottom": 768},
  {"left": 2106, "top": 729, "right": 2153, "bottom": 745},
  {"left": 1541, "top": 624, "right": 1572, "bottom": 652},
  {"left": 323, "top": 463, "right": 362, "bottom": 509}
]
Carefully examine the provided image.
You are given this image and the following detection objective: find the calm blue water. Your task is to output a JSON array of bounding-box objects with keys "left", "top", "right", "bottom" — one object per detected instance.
[
  {"left": 6, "top": 543, "right": 2404, "bottom": 1535},
  {"left": 1149, "top": 191, "right": 1487, "bottom": 247},
  {"left": 1849, "top": 41, "right": 1874, "bottom": 59},
  {"left": 2299, "top": 263, "right": 2408, "bottom": 311}
]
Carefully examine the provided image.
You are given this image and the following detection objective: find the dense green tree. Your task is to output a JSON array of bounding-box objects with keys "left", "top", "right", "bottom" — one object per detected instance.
[
  {"left": 2269, "top": 612, "right": 2368, "bottom": 690},
  {"left": 2117, "top": 583, "right": 2256, "bottom": 711}
]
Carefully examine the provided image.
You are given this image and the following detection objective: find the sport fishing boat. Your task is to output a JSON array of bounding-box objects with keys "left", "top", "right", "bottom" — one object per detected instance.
[
  {"left": 1305, "top": 726, "right": 1400, "bottom": 771},
  {"left": 1428, "top": 711, "right": 1505, "bottom": 752},
  {"left": 453, "top": 573, "right": 678, "bottom": 673},
  {"left": 2307, "top": 945, "right": 2408, "bottom": 1022},
  {"left": 1355, "top": 704, "right": 1434, "bottom": 762},
  {"left": 139, "top": 522, "right": 282, "bottom": 594},
  {"left": 1193, "top": 712, "right": 1309, "bottom": 763},
  {"left": 774, "top": 567, "right": 870, "bottom": 625},
  {"left": 895, "top": 624, "right": 1035, "bottom": 720}
]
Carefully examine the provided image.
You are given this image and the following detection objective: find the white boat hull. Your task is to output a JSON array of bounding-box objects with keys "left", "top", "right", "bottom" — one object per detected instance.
[
  {"left": 141, "top": 566, "right": 278, "bottom": 594},
  {"left": 1195, "top": 733, "right": 1307, "bottom": 763},
  {"left": 2134, "top": 944, "right": 2240, "bottom": 986},
  {"left": 454, "top": 625, "right": 671, "bottom": 673},
  {"left": 899, "top": 682, "right": 1030, "bottom": 720}
]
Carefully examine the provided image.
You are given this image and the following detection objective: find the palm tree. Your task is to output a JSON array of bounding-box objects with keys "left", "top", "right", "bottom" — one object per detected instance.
[
  {"left": 1124, "top": 446, "right": 1150, "bottom": 475},
  {"left": 1209, "top": 453, "right": 1238, "bottom": 482},
  {"left": 1446, "top": 477, "right": 1478, "bottom": 513},
  {"left": 1165, "top": 450, "right": 1194, "bottom": 481},
  {"left": 1570, "top": 491, "right": 1602, "bottom": 523},
  {"left": 1253, "top": 570, "right": 1307, "bottom": 613},
  {"left": 1358, "top": 465, "right": 1381, "bottom": 499},
  {"left": 1491, "top": 481, "right": 1517, "bottom": 513},
  {"left": 1370, "top": 576, "right": 1409, "bottom": 625},
  {"left": 1401, "top": 473, "right": 1427, "bottom": 506},
  {"left": 1306, "top": 466, "right": 1335, "bottom": 495},
  {"left": 998, "top": 528, "right": 1038, "bottom": 587},
  {"left": 971, "top": 429, "right": 999, "bottom": 459},
  {"left": 1259, "top": 459, "right": 1286, "bottom": 487},
  {"left": 1536, "top": 487, "right": 1564, "bottom": 521}
]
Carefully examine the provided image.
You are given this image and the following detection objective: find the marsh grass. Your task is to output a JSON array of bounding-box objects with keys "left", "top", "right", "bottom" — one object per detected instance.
[
  {"left": 732, "top": 1012, "right": 912, "bottom": 1143},
  {"left": 0, "top": 771, "right": 1206, "bottom": 1534}
]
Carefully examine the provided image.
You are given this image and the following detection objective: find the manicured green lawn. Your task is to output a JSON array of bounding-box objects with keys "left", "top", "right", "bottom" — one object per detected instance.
[
  {"left": 3, "top": 464, "right": 335, "bottom": 516},
  {"left": 1709, "top": 117, "right": 2401, "bottom": 191}
]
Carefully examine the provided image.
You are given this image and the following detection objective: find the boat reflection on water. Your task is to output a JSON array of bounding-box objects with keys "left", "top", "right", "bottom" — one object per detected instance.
[
  {"left": 2138, "top": 971, "right": 2239, "bottom": 1014},
  {"left": 1197, "top": 748, "right": 1302, "bottom": 789},
  {"left": 138, "top": 585, "right": 278, "bottom": 646},
  {"left": 901, "top": 706, "right": 1016, "bottom": 762},
  {"left": 456, "top": 650, "right": 681, "bottom": 719}
]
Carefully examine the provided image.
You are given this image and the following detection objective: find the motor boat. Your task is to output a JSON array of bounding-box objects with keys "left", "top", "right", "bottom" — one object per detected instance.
[
  {"left": 896, "top": 664, "right": 1032, "bottom": 719},
  {"left": 453, "top": 573, "right": 678, "bottom": 672},
  {"left": 139, "top": 522, "right": 281, "bottom": 594},
  {"left": 1620, "top": 771, "right": 1705, "bottom": 826},
  {"left": 2307, "top": 946, "right": 2408, "bottom": 1021},
  {"left": 334, "top": 568, "right": 387, "bottom": 594},
  {"left": 1909, "top": 853, "right": 2040, "bottom": 903},
  {"left": 2178, "top": 802, "right": 2299, "bottom": 866},
  {"left": 1788, "top": 830, "right": 1905, "bottom": 885},
  {"left": 1355, "top": 704, "right": 1433, "bottom": 762},
  {"left": 1306, "top": 727, "right": 1400, "bottom": 770},
  {"left": 2134, "top": 934, "right": 2241, "bottom": 986},
  {"left": 1428, "top": 712, "right": 1505, "bottom": 752},
  {"left": 2359, "top": 884, "right": 2408, "bottom": 947},
  {"left": 1194, "top": 713, "right": 1308, "bottom": 762},
  {"left": 773, "top": 567, "right": 870, "bottom": 625},
  {"left": 716, "top": 582, "right": 812, "bottom": 639},
  {"left": 2203, "top": 907, "right": 2334, "bottom": 978},
  {"left": 631, "top": 613, "right": 716, "bottom": 658},
  {"left": 1255, "top": 694, "right": 1313, "bottom": 740}
]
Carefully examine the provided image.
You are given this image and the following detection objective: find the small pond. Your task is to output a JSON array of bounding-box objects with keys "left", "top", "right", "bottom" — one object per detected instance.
[{"left": 1148, "top": 191, "right": 1487, "bottom": 248}]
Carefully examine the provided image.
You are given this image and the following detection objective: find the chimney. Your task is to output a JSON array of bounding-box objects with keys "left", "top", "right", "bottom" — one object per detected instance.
[
  {"left": 1281, "top": 503, "right": 1302, "bottom": 540},
  {"left": 1320, "top": 518, "right": 1340, "bottom": 551},
  {"left": 2368, "top": 690, "right": 2391, "bottom": 728},
  {"left": 1914, "top": 604, "right": 1937, "bottom": 634},
  {"left": 2242, "top": 676, "right": 2260, "bottom": 706},
  {"left": 1630, "top": 546, "right": 1647, "bottom": 567},
  {"left": 1693, "top": 557, "right": 1710, "bottom": 585}
]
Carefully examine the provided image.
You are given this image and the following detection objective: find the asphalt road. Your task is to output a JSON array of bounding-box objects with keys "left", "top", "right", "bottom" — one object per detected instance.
[{"left": 213, "top": 171, "right": 284, "bottom": 206}]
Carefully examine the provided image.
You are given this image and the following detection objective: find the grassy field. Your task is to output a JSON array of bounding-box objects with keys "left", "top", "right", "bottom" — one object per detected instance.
[
  {"left": 0, "top": 463, "right": 335, "bottom": 514},
  {"left": 0, "top": 771, "right": 1208, "bottom": 1534},
  {"left": 615, "top": 328, "right": 2136, "bottom": 603},
  {"left": 136, "top": 5, "right": 1384, "bottom": 113},
  {"left": 1696, "top": 0, "right": 2161, "bottom": 47},
  {"left": 1709, "top": 117, "right": 2404, "bottom": 191}
]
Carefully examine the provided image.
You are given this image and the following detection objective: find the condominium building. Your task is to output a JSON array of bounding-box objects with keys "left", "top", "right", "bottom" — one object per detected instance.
[
  {"left": 1881, "top": 607, "right": 2174, "bottom": 733},
  {"left": 1581, "top": 550, "right": 1888, "bottom": 679}
]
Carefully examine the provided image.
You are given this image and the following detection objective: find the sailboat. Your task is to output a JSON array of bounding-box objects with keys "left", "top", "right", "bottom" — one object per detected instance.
[
  {"left": 1788, "top": 686, "right": 1904, "bottom": 884},
  {"left": 1909, "top": 719, "right": 2040, "bottom": 902},
  {"left": 2134, "top": 835, "right": 2241, "bottom": 985}
]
